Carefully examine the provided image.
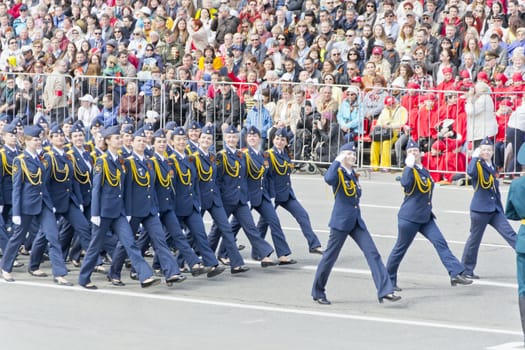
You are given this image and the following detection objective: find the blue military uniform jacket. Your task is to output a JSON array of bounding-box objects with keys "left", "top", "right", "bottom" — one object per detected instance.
[
  {"left": 194, "top": 149, "right": 223, "bottom": 211},
  {"left": 120, "top": 146, "right": 133, "bottom": 159},
  {"left": 91, "top": 152, "right": 127, "bottom": 219},
  {"left": 506, "top": 177, "right": 525, "bottom": 253},
  {"left": 124, "top": 153, "right": 159, "bottom": 217},
  {"left": 467, "top": 157, "right": 503, "bottom": 213},
  {"left": 43, "top": 147, "right": 83, "bottom": 214},
  {"left": 170, "top": 151, "right": 201, "bottom": 216},
  {"left": 150, "top": 152, "right": 176, "bottom": 213},
  {"left": 324, "top": 160, "right": 366, "bottom": 231},
  {"left": 12, "top": 151, "right": 54, "bottom": 216},
  {"left": 216, "top": 146, "right": 249, "bottom": 206},
  {"left": 266, "top": 147, "right": 296, "bottom": 203},
  {"left": 186, "top": 141, "right": 199, "bottom": 155},
  {"left": 398, "top": 165, "right": 435, "bottom": 224},
  {"left": 244, "top": 147, "right": 272, "bottom": 208},
  {"left": 0, "top": 145, "right": 18, "bottom": 205},
  {"left": 68, "top": 146, "right": 93, "bottom": 206}
]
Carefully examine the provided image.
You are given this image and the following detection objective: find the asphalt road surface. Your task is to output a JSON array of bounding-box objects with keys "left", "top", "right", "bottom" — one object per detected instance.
[{"left": 1, "top": 172, "right": 522, "bottom": 350}]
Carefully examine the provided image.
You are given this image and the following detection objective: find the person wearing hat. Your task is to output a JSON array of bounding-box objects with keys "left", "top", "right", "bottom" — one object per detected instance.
[
  {"left": 192, "top": 125, "right": 250, "bottom": 273},
  {"left": 206, "top": 77, "right": 241, "bottom": 136},
  {"left": 411, "top": 92, "right": 439, "bottom": 153},
  {"left": 312, "top": 142, "right": 401, "bottom": 305},
  {"left": 465, "top": 81, "right": 498, "bottom": 148},
  {"left": 26, "top": 125, "right": 92, "bottom": 278},
  {"left": 230, "top": 126, "right": 296, "bottom": 265},
  {"left": 241, "top": 94, "right": 272, "bottom": 149},
  {"left": 435, "top": 66, "right": 456, "bottom": 100},
  {"left": 119, "top": 124, "right": 135, "bottom": 158},
  {"left": 142, "top": 123, "right": 155, "bottom": 157},
  {"left": 262, "top": 128, "right": 323, "bottom": 254},
  {"left": 185, "top": 120, "right": 201, "bottom": 154},
  {"left": 78, "top": 126, "right": 160, "bottom": 289},
  {"left": 0, "top": 123, "right": 19, "bottom": 252},
  {"left": 169, "top": 126, "right": 226, "bottom": 277},
  {"left": 77, "top": 94, "right": 100, "bottom": 128},
  {"left": 108, "top": 128, "right": 187, "bottom": 286},
  {"left": 386, "top": 138, "right": 473, "bottom": 290},
  {"left": 370, "top": 96, "right": 407, "bottom": 171},
  {"left": 213, "top": 125, "right": 279, "bottom": 267},
  {"left": 461, "top": 138, "right": 517, "bottom": 279},
  {"left": 505, "top": 145, "right": 525, "bottom": 346},
  {"left": 1, "top": 125, "right": 73, "bottom": 286},
  {"left": 148, "top": 128, "right": 208, "bottom": 276},
  {"left": 369, "top": 46, "right": 392, "bottom": 82}
]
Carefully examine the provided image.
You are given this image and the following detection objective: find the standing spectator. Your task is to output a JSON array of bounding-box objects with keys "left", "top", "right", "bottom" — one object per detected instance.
[
  {"left": 43, "top": 59, "right": 70, "bottom": 124},
  {"left": 465, "top": 81, "right": 498, "bottom": 148}
]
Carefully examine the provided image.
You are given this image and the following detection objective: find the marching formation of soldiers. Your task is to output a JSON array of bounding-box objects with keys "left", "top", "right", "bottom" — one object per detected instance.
[{"left": 0, "top": 115, "right": 323, "bottom": 289}]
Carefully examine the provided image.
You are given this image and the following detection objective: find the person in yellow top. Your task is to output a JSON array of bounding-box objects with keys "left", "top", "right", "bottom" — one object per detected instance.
[{"left": 371, "top": 96, "right": 408, "bottom": 172}]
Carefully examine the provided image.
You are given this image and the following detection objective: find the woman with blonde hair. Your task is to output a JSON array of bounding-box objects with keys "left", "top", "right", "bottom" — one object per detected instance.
[
  {"left": 292, "top": 36, "right": 310, "bottom": 67},
  {"left": 292, "top": 19, "right": 314, "bottom": 46},
  {"left": 395, "top": 23, "right": 416, "bottom": 56}
]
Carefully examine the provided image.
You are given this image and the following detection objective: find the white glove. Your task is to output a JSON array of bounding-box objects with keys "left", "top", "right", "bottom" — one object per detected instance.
[
  {"left": 472, "top": 147, "right": 481, "bottom": 158},
  {"left": 12, "top": 216, "right": 21, "bottom": 225},
  {"left": 52, "top": 207, "right": 56, "bottom": 213},
  {"left": 0, "top": 205, "right": 4, "bottom": 213},
  {"left": 405, "top": 154, "right": 415, "bottom": 168},
  {"left": 91, "top": 216, "right": 101, "bottom": 226},
  {"left": 126, "top": 216, "right": 131, "bottom": 222},
  {"left": 79, "top": 204, "right": 84, "bottom": 213},
  {"left": 335, "top": 154, "right": 346, "bottom": 163}
]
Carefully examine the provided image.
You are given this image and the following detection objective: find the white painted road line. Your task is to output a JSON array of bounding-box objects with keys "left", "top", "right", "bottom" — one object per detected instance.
[{"left": 2, "top": 280, "right": 521, "bottom": 337}]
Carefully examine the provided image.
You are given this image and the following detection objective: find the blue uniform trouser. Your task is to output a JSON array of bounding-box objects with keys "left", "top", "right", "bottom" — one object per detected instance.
[
  {"left": 462, "top": 210, "right": 517, "bottom": 275},
  {"left": 78, "top": 215, "right": 153, "bottom": 285},
  {"left": 386, "top": 218, "right": 465, "bottom": 287},
  {"left": 204, "top": 204, "right": 245, "bottom": 268},
  {"left": 1, "top": 207, "right": 68, "bottom": 277},
  {"left": 312, "top": 227, "right": 394, "bottom": 300},
  {"left": 260, "top": 198, "right": 321, "bottom": 250},
  {"left": 160, "top": 209, "right": 201, "bottom": 267},
  {"left": 177, "top": 210, "right": 219, "bottom": 267},
  {"left": 230, "top": 198, "right": 291, "bottom": 259},
  {"left": 33, "top": 206, "right": 91, "bottom": 271},
  {"left": 223, "top": 202, "right": 274, "bottom": 259},
  {"left": 0, "top": 214, "right": 8, "bottom": 251},
  {"left": 110, "top": 214, "right": 180, "bottom": 280}
]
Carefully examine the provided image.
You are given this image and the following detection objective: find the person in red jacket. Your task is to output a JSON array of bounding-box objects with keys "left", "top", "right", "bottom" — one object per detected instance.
[
  {"left": 510, "top": 72, "right": 525, "bottom": 108},
  {"left": 435, "top": 67, "right": 457, "bottom": 102},
  {"left": 416, "top": 93, "right": 439, "bottom": 152},
  {"left": 493, "top": 73, "right": 511, "bottom": 111}
]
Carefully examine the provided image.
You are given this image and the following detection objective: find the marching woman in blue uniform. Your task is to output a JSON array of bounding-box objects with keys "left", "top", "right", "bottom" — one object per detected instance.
[
  {"left": 29, "top": 125, "right": 92, "bottom": 277},
  {"left": 312, "top": 142, "right": 401, "bottom": 305},
  {"left": 237, "top": 126, "right": 296, "bottom": 264},
  {"left": 1, "top": 125, "right": 72, "bottom": 286},
  {"left": 462, "top": 137, "right": 517, "bottom": 279},
  {"left": 109, "top": 128, "right": 186, "bottom": 286},
  {"left": 169, "top": 127, "right": 225, "bottom": 278},
  {"left": 193, "top": 125, "right": 250, "bottom": 273},
  {"left": 150, "top": 129, "right": 207, "bottom": 276},
  {"left": 119, "top": 124, "right": 134, "bottom": 159},
  {"left": 386, "top": 139, "right": 473, "bottom": 289},
  {"left": 214, "top": 125, "right": 279, "bottom": 267},
  {"left": 78, "top": 126, "right": 160, "bottom": 289},
  {"left": 0, "top": 123, "right": 18, "bottom": 251},
  {"left": 261, "top": 128, "right": 323, "bottom": 254},
  {"left": 186, "top": 121, "right": 201, "bottom": 154},
  {"left": 505, "top": 146, "right": 525, "bottom": 346}
]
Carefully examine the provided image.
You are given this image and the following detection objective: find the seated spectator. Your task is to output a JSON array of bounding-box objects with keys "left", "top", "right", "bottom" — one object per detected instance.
[
  {"left": 371, "top": 96, "right": 408, "bottom": 171},
  {"left": 77, "top": 94, "right": 100, "bottom": 126},
  {"left": 97, "top": 93, "right": 119, "bottom": 127},
  {"left": 312, "top": 111, "right": 343, "bottom": 163},
  {"left": 336, "top": 86, "right": 363, "bottom": 143},
  {"left": 118, "top": 81, "right": 144, "bottom": 126}
]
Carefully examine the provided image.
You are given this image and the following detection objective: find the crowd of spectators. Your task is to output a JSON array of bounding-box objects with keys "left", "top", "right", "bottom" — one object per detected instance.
[{"left": 3, "top": 0, "right": 525, "bottom": 175}]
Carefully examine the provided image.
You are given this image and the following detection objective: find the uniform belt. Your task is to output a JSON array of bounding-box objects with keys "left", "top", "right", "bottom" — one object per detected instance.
[{"left": 521, "top": 219, "right": 525, "bottom": 225}]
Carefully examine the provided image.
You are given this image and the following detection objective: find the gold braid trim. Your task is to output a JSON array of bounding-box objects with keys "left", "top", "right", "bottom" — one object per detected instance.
[
  {"left": 474, "top": 161, "right": 494, "bottom": 191},
  {"left": 169, "top": 155, "right": 191, "bottom": 185},
  {"left": 268, "top": 149, "right": 292, "bottom": 176},
  {"left": 19, "top": 157, "right": 42, "bottom": 185},
  {"left": 219, "top": 150, "right": 240, "bottom": 177},
  {"left": 150, "top": 157, "right": 173, "bottom": 188},
  {"left": 67, "top": 151, "right": 90, "bottom": 185},
  {"left": 0, "top": 149, "right": 12, "bottom": 176},
  {"left": 101, "top": 156, "right": 121, "bottom": 187},
  {"left": 404, "top": 168, "right": 432, "bottom": 195},
  {"left": 47, "top": 152, "right": 69, "bottom": 183},
  {"left": 244, "top": 150, "right": 264, "bottom": 180},
  {"left": 127, "top": 157, "right": 150, "bottom": 187},
  {"left": 194, "top": 153, "right": 213, "bottom": 182},
  {"left": 334, "top": 168, "right": 356, "bottom": 197}
]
